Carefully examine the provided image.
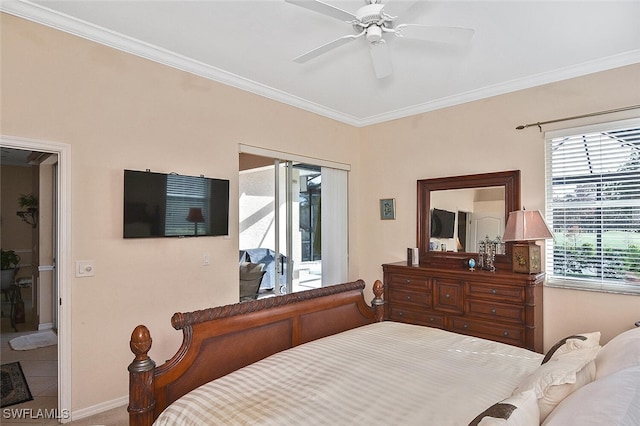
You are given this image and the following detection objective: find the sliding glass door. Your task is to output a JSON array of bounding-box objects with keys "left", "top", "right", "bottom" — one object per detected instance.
[{"left": 239, "top": 151, "right": 348, "bottom": 299}]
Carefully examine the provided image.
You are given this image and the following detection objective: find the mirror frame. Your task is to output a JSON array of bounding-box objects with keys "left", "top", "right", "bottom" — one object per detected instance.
[{"left": 417, "top": 170, "right": 521, "bottom": 269}]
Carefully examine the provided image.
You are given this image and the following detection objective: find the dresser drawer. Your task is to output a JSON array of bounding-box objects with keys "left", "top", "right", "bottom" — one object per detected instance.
[
  {"left": 466, "top": 300, "right": 525, "bottom": 324},
  {"left": 389, "top": 306, "right": 445, "bottom": 328},
  {"left": 388, "top": 287, "right": 432, "bottom": 308},
  {"left": 451, "top": 317, "right": 525, "bottom": 347},
  {"left": 433, "top": 279, "right": 464, "bottom": 314},
  {"left": 389, "top": 274, "right": 430, "bottom": 289},
  {"left": 466, "top": 281, "right": 524, "bottom": 303}
]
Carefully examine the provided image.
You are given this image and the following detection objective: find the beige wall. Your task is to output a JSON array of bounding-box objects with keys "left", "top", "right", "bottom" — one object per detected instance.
[
  {"left": 358, "top": 64, "right": 640, "bottom": 348},
  {"left": 2, "top": 12, "right": 639, "bottom": 416},
  {"left": 1, "top": 13, "right": 360, "bottom": 413}
]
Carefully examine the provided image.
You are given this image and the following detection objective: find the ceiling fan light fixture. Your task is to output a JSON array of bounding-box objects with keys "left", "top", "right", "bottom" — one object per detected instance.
[{"left": 366, "top": 25, "right": 383, "bottom": 42}]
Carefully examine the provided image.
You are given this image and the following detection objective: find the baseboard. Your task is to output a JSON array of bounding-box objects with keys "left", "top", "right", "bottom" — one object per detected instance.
[
  {"left": 37, "top": 322, "right": 53, "bottom": 331},
  {"left": 70, "top": 395, "right": 128, "bottom": 422}
]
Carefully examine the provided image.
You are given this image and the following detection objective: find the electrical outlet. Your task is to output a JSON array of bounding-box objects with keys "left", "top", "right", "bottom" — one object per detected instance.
[
  {"left": 76, "top": 260, "right": 95, "bottom": 277},
  {"left": 203, "top": 253, "right": 210, "bottom": 266}
]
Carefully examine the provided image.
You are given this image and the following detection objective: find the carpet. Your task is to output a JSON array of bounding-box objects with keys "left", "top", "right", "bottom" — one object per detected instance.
[
  {"left": 9, "top": 330, "right": 57, "bottom": 351},
  {"left": 1, "top": 362, "right": 33, "bottom": 407}
]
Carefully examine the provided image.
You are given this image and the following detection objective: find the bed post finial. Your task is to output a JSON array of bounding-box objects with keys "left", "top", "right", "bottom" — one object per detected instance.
[
  {"left": 371, "top": 280, "right": 385, "bottom": 322},
  {"left": 128, "top": 325, "right": 156, "bottom": 426}
]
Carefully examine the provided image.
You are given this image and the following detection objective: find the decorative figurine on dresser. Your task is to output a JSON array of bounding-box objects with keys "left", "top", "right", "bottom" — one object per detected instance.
[{"left": 383, "top": 170, "right": 545, "bottom": 353}]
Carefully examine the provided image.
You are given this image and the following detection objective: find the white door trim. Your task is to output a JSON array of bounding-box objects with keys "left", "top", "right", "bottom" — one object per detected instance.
[
  {"left": 1, "top": 135, "right": 72, "bottom": 422},
  {"left": 239, "top": 144, "right": 351, "bottom": 171}
]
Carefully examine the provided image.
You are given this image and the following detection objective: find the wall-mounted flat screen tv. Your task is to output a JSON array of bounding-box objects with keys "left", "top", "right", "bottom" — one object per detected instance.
[
  {"left": 430, "top": 208, "right": 455, "bottom": 238},
  {"left": 123, "top": 169, "right": 229, "bottom": 238}
]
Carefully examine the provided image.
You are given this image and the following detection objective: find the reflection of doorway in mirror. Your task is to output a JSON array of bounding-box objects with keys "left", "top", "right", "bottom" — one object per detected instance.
[
  {"left": 457, "top": 211, "right": 470, "bottom": 252},
  {"left": 473, "top": 215, "right": 503, "bottom": 252}
]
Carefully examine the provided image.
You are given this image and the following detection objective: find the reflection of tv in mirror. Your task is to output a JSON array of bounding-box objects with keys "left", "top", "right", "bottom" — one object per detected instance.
[
  {"left": 430, "top": 208, "right": 455, "bottom": 238},
  {"left": 123, "top": 170, "right": 229, "bottom": 238}
]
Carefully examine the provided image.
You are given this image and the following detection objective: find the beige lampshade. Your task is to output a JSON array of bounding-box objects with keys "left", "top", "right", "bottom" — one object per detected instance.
[
  {"left": 186, "top": 207, "right": 205, "bottom": 223},
  {"left": 502, "top": 210, "right": 553, "bottom": 242}
]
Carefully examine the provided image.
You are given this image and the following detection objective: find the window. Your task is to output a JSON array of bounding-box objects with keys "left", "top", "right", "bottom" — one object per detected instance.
[{"left": 545, "top": 118, "right": 640, "bottom": 294}]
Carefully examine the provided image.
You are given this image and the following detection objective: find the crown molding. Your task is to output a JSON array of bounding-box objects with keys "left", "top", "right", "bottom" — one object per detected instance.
[
  {"left": 360, "top": 49, "right": 640, "bottom": 127},
  {"left": 0, "top": 0, "right": 362, "bottom": 126},
  {"left": 3, "top": 0, "right": 639, "bottom": 128}
]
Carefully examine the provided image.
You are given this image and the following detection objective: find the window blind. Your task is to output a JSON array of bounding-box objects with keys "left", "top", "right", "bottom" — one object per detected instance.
[
  {"left": 545, "top": 118, "right": 640, "bottom": 294},
  {"left": 165, "top": 174, "right": 209, "bottom": 236},
  {"left": 320, "top": 167, "right": 348, "bottom": 286}
]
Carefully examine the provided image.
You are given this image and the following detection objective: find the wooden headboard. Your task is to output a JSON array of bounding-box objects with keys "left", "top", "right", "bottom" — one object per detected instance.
[{"left": 128, "top": 279, "right": 384, "bottom": 426}]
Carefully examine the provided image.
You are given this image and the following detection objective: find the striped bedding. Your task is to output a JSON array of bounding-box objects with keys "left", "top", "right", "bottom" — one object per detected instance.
[{"left": 154, "top": 321, "right": 542, "bottom": 425}]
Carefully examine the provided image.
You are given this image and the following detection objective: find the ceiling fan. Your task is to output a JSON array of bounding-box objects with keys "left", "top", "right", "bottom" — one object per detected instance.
[{"left": 286, "top": 0, "right": 474, "bottom": 79}]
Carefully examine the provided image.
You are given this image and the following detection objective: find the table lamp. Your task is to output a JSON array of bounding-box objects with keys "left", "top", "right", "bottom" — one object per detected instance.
[{"left": 502, "top": 209, "right": 553, "bottom": 273}]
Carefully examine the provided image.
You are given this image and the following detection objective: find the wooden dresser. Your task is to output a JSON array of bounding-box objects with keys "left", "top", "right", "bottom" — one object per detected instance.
[{"left": 382, "top": 261, "right": 544, "bottom": 353}]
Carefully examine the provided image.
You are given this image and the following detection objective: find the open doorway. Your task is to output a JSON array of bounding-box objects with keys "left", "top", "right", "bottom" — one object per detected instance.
[
  {"left": 1, "top": 147, "right": 58, "bottom": 415},
  {"left": 1, "top": 136, "right": 71, "bottom": 422}
]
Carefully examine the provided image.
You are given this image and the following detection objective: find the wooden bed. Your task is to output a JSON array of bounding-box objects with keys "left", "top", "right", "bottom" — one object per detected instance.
[
  {"left": 128, "top": 279, "right": 640, "bottom": 425},
  {"left": 128, "top": 279, "right": 385, "bottom": 426}
]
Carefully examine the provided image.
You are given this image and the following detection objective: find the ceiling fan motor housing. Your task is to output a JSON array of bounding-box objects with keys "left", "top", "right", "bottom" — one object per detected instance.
[{"left": 353, "top": 3, "right": 391, "bottom": 36}]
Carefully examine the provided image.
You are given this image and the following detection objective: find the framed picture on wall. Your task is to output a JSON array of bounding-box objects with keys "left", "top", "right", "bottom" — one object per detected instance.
[{"left": 380, "top": 198, "right": 396, "bottom": 220}]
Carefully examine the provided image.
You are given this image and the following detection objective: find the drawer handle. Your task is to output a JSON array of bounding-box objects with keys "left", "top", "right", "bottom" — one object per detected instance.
[
  {"left": 491, "top": 308, "right": 497, "bottom": 314},
  {"left": 463, "top": 324, "right": 468, "bottom": 329},
  {"left": 503, "top": 331, "right": 509, "bottom": 337},
  {"left": 445, "top": 293, "right": 451, "bottom": 299},
  {"left": 405, "top": 279, "right": 411, "bottom": 284},
  {"left": 491, "top": 289, "right": 497, "bottom": 294},
  {"left": 406, "top": 295, "right": 412, "bottom": 301},
  {"left": 429, "top": 317, "right": 435, "bottom": 322},
  {"left": 398, "top": 311, "right": 404, "bottom": 317}
]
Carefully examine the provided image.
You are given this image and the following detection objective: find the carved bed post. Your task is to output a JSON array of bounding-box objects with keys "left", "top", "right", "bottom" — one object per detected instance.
[
  {"left": 371, "top": 279, "right": 385, "bottom": 322},
  {"left": 128, "top": 325, "right": 156, "bottom": 426}
]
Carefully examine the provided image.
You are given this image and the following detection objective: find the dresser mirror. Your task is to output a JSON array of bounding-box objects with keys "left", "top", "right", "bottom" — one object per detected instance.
[{"left": 417, "top": 170, "right": 521, "bottom": 269}]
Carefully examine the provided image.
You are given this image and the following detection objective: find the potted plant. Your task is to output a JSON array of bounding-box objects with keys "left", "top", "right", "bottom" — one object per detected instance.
[
  {"left": 1, "top": 249, "right": 21, "bottom": 290},
  {"left": 16, "top": 193, "right": 38, "bottom": 228}
]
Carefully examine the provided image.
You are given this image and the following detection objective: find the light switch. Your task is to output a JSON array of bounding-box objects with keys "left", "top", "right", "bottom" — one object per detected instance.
[{"left": 76, "top": 260, "right": 95, "bottom": 277}]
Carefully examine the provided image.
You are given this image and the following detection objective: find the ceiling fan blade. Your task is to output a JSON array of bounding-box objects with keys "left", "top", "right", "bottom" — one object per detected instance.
[
  {"left": 369, "top": 41, "right": 393, "bottom": 79},
  {"left": 395, "top": 24, "right": 475, "bottom": 45},
  {"left": 285, "top": 0, "right": 356, "bottom": 22},
  {"left": 381, "top": 0, "right": 419, "bottom": 18},
  {"left": 294, "top": 33, "right": 362, "bottom": 63}
]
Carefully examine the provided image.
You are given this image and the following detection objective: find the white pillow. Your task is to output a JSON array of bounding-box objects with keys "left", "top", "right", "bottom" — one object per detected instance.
[
  {"left": 536, "top": 360, "right": 595, "bottom": 421},
  {"left": 543, "top": 365, "right": 640, "bottom": 426},
  {"left": 595, "top": 327, "right": 640, "bottom": 380},
  {"left": 514, "top": 346, "right": 599, "bottom": 421},
  {"left": 542, "top": 332, "right": 601, "bottom": 364},
  {"left": 468, "top": 390, "right": 539, "bottom": 426}
]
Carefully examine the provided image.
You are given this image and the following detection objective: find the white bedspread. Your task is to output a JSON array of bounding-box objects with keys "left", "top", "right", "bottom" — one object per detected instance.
[{"left": 154, "top": 322, "right": 543, "bottom": 425}]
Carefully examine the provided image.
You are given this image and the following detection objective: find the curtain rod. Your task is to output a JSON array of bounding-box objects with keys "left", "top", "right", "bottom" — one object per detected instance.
[{"left": 516, "top": 104, "right": 640, "bottom": 132}]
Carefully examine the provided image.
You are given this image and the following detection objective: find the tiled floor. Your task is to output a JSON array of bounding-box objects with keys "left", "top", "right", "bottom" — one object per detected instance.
[{"left": 1, "top": 286, "right": 58, "bottom": 425}]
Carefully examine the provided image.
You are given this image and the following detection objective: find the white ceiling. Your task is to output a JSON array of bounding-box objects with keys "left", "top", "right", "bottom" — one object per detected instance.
[{"left": 3, "top": 0, "right": 640, "bottom": 126}]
